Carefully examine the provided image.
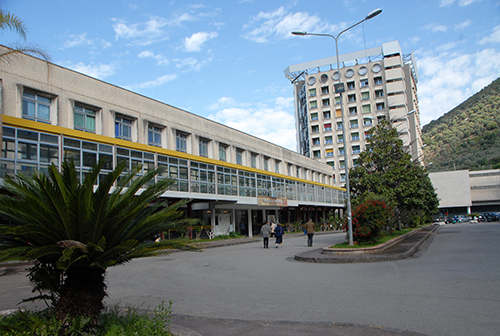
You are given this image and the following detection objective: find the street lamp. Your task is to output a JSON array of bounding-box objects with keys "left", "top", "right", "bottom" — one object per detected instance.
[{"left": 292, "top": 9, "right": 382, "bottom": 246}]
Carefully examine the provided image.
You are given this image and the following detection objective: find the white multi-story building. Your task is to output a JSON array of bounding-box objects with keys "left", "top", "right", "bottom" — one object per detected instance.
[
  {"left": 0, "top": 46, "right": 346, "bottom": 237},
  {"left": 284, "top": 41, "right": 424, "bottom": 185}
]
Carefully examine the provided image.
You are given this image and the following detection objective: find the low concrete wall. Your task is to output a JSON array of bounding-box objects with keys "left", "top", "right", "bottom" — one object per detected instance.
[{"left": 321, "top": 226, "right": 424, "bottom": 255}]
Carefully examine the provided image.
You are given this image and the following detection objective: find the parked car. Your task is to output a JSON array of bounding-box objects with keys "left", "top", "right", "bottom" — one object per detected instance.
[
  {"left": 457, "top": 215, "right": 469, "bottom": 222},
  {"left": 477, "top": 214, "right": 486, "bottom": 222},
  {"left": 483, "top": 213, "right": 499, "bottom": 222},
  {"left": 486, "top": 212, "right": 500, "bottom": 222},
  {"left": 433, "top": 218, "right": 445, "bottom": 226}
]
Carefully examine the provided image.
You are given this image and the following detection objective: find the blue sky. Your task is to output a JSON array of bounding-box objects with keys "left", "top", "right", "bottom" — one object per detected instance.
[{"left": 2, "top": 0, "right": 500, "bottom": 150}]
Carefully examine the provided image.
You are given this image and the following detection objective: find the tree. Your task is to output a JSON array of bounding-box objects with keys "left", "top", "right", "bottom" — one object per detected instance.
[
  {"left": 0, "top": 161, "right": 197, "bottom": 331},
  {"left": 1, "top": 7, "right": 51, "bottom": 147},
  {"left": 349, "top": 121, "right": 439, "bottom": 228},
  {"left": 0, "top": 7, "right": 51, "bottom": 62}
]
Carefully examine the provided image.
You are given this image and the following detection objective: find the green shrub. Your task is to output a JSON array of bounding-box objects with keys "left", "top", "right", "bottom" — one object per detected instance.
[
  {"left": 0, "top": 302, "right": 173, "bottom": 335},
  {"left": 350, "top": 199, "right": 392, "bottom": 244}
]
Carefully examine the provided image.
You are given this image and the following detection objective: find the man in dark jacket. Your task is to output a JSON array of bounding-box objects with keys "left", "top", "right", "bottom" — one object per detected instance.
[{"left": 305, "top": 219, "right": 315, "bottom": 247}]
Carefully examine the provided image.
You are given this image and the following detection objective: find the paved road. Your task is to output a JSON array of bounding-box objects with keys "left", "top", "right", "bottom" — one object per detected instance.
[
  {"left": 104, "top": 223, "right": 500, "bottom": 336},
  {"left": 2, "top": 223, "right": 499, "bottom": 335}
]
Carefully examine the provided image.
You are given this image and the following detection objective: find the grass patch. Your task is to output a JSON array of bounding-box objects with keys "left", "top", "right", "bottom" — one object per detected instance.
[
  {"left": 0, "top": 302, "right": 173, "bottom": 336},
  {"left": 331, "top": 226, "right": 422, "bottom": 249}
]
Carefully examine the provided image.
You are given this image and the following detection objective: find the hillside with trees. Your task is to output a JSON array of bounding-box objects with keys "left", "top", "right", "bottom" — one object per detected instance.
[{"left": 422, "top": 77, "right": 500, "bottom": 172}]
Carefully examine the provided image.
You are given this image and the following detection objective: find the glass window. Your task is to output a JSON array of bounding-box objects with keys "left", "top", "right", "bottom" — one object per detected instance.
[
  {"left": 22, "top": 90, "right": 52, "bottom": 123},
  {"left": 176, "top": 132, "right": 187, "bottom": 152},
  {"left": 74, "top": 104, "right": 96, "bottom": 132},
  {"left": 18, "top": 142, "right": 37, "bottom": 161},
  {"left": 236, "top": 149, "right": 243, "bottom": 165},
  {"left": 199, "top": 139, "right": 209, "bottom": 157},
  {"left": 148, "top": 124, "right": 162, "bottom": 147},
  {"left": 219, "top": 144, "right": 227, "bottom": 161},
  {"left": 361, "top": 92, "right": 370, "bottom": 100},
  {"left": 251, "top": 153, "right": 257, "bottom": 168},
  {"left": 363, "top": 105, "right": 372, "bottom": 113},
  {"left": 115, "top": 116, "right": 132, "bottom": 140}
]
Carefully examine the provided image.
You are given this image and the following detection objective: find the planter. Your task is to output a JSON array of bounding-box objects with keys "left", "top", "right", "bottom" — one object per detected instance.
[{"left": 321, "top": 227, "right": 423, "bottom": 255}]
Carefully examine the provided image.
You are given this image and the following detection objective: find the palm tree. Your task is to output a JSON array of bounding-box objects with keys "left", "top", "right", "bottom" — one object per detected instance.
[
  {"left": 0, "top": 7, "right": 51, "bottom": 147},
  {"left": 0, "top": 160, "right": 197, "bottom": 329},
  {"left": 0, "top": 7, "right": 51, "bottom": 62}
]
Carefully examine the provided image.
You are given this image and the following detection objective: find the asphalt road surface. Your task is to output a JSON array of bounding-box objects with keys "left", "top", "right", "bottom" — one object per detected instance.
[
  {"left": 1, "top": 223, "right": 499, "bottom": 335},
  {"left": 104, "top": 223, "right": 500, "bottom": 336}
]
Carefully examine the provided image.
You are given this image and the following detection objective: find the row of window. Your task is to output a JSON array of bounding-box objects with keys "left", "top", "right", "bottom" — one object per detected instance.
[
  {"left": 1, "top": 126, "right": 345, "bottom": 204},
  {"left": 313, "top": 145, "right": 362, "bottom": 159},
  {"left": 20, "top": 87, "right": 331, "bottom": 182},
  {"left": 309, "top": 97, "right": 385, "bottom": 111},
  {"left": 312, "top": 131, "right": 372, "bottom": 146},
  {"left": 308, "top": 77, "right": 384, "bottom": 97},
  {"left": 311, "top": 119, "right": 375, "bottom": 133},
  {"left": 310, "top": 102, "right": 386, "bottom": 122}
]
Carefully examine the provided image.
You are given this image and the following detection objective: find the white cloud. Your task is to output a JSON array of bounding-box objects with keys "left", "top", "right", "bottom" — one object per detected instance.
[
  {"left": 138, "top": 50, "right": 169, "bottom": 65},
  {"left": 421, "top": 23, "right": 448, "bottom": 33},
  {"left": 440, "top": 0, "right": 482, "bottom": 6},
  {"left": 112, "top": 17, "right": 168, "bottom": 45},
  {"left": 63, "top": 61, "right": 118, "bottom": 79},
  {"left": 63, "top": 33, "right": 111, "bottom": 49},
  {"left": 454, "top": 20, "right": 471, "bottom": 31},
  {"left": 479, "top": 24, "right": 500, "bottom": 44},
  {"left": 172, "top": 56, "right": 213, "bottom": 72},
  {"left": 208, "top": 97, "right": 297, "bottom": 150},
  {"left": 126, "top": 74, "right": 178, "bottom": 90},
  {"left": 417, "top": 47, "right": 500, "bottom": 125},
  {"left": 184, "top": 32, "right": 218, "bottom": 52},
  {"left": 242, "top": 6, "right": 343, "bottom": 43}
]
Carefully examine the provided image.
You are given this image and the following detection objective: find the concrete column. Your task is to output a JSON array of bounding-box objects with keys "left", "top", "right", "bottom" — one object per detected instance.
[
  {"left": 210, "top": 203, "right": 216, "bottom": 233},
  {"left": 467, "top": 206, "right": 471, "bottom": 214},
  {"left": 248, "top": 209, "right": 253, "bottom": 238}
]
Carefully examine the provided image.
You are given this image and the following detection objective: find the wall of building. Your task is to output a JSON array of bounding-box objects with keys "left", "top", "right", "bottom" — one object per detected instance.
[
  {"left": 429, "top": 169, "right": 500, "bottom": 214},
  {"left": 0, "top": 46, "right": 346, "bottom": 237},
  {"left": 285, "top": 41, "right": 423, "bottom": 185}
]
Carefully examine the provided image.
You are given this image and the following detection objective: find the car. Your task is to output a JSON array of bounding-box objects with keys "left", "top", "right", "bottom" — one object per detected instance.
[
  {"left": 433, "top": 218, "right": 446, "bottom": 226},
  {"left": 457, "top": 215, "right": 469, "bottom": 222},
  {"left": 487, "top": 212, "right": 500, "bottom": 222},
  {"left": 477, "top": 215, "right": 486, "bottom": 222},
  {"left": 483, "top": 213, "right": 499, "bottom": 222}
]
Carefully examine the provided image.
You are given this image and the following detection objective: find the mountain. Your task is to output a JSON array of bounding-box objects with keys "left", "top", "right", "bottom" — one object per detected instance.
[{"left": 422, "top": 77, "right": 500, "bottom": 172}]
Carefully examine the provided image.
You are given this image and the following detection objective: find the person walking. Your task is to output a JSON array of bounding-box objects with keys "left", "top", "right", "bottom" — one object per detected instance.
[
  {"left": 239, "top": 219, "right": 246, "bottom": 236},
  {"left": 270, "top": 221, "right": 276, "bottom": 238},
  {"left": 274, "top": 223, "right": 285, "bottom": 248},
  {"left": 260, "top": 222, "right": 271, "bottom": 248},
  {"left": 305, "top": 218, "right": 315, "bottom": 247}
]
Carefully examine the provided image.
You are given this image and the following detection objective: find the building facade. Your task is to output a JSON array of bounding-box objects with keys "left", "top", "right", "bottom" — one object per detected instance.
[
  {"left": 284, "top": 41, "right": 424, "bottom": 184},
  {"left": 429, "top": 169, "right": 500, "bottom": 215},
  {"left": 0, "top": 47, "right": 346, "bottom": 237}
]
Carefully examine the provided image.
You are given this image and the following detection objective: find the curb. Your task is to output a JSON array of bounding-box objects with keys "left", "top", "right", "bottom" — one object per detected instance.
[{"left": 294, "top": 225, "right": 439, "bottom": 263}]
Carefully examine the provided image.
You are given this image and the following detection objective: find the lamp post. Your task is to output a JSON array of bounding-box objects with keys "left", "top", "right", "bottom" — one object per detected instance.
[{"left": 292, "top": 8, "right": 382, "bottom": 246}]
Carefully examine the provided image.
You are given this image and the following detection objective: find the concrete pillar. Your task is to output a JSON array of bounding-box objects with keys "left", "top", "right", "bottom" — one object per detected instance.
[
  {"left": 248, "top": 209, "right": 253, "bottom": 238},
  {"left": 467, "top": 206, "right": 471, "bottom": 214},
  {"left": 210, "top": 203, "right": 216, "bottom": 233}
]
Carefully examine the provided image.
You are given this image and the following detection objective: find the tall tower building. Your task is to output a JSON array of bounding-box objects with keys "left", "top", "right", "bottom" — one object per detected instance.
[{"left": 284, "top": 41, "right": 424, "bottom": 185}]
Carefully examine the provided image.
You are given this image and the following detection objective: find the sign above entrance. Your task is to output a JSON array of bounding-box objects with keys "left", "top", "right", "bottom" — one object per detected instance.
[{"left": 258, "top": 196, "right": 288, "bottom": 207}]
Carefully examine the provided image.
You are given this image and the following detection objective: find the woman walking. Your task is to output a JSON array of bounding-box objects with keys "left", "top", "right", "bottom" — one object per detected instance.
[{"left": 274, "top": 223, "right": 285, "bottom": 248}]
